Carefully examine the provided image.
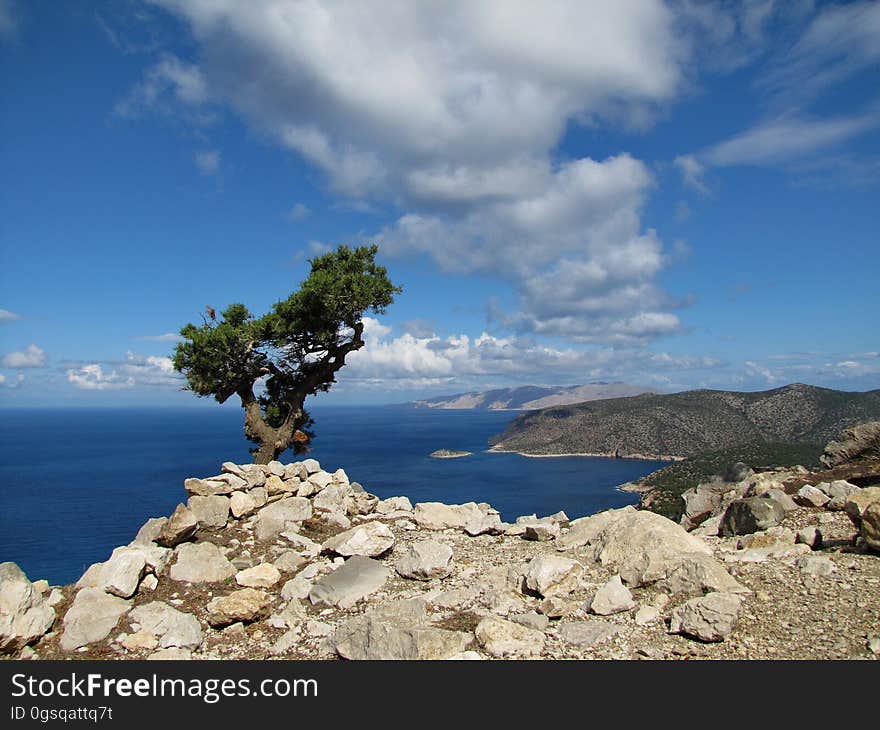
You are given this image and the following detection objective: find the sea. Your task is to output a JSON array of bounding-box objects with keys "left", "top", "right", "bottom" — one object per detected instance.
[{"left": 0, "top": 406, "right": 668, "bottom": 586}]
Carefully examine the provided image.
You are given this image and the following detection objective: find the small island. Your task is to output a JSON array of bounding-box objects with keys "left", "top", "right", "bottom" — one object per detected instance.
[{"left": 429, "top": 449, "right": 473, "bottom": 459}]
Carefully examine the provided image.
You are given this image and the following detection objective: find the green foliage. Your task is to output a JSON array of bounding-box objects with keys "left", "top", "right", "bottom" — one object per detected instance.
[
  {"left": 172, "top": 244, "right": 400, "bottom": 458},
  {"left": 640, "top": 441, "right": 825, "bottom": 519}
]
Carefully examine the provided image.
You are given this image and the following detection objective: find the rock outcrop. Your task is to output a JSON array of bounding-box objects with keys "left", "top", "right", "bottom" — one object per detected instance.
[{"left": 5, "top": 452, "right": 880, "bottom": 661}]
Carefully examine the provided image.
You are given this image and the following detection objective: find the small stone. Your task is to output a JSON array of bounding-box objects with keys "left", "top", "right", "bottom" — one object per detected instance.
[
  {"left": 523, "top": 523, "right": 561, "bottom": 541},
  {"left": 634, "top": 605, "right": 660, "bottom": 626},
  {"left": 668, "top": 592, "right": 743, "bottom": 642},
  {"left": 121, "top": 630, "right": 159, "bottom": 652},
  {"left": 235, "top": 563, "right": 282, "bottom": 588},
  {"left": 538, "top": 596, "right": 575, "bottom": 619},
  {"left": 509, "top": 612, "right": 550, "bottom": 632},
  {"left": 308, "top": 556, "right": 390, "bottom": 609},
  {"left": 524, "top": 555, "right": 582, "bottom": 598},
  {"left": 395, "top": 540, "right": 453, "bottom": 581},
  {"left": 588, "top": 574, "right": 635, "bottom": 615},
  {"left": 474, "top": 616, "right": 545, "bottom": 658},
  {"left": 170, "top": 542, "right": 236, "bottom": 583},
  {"left": 206, "top": 589, "right": 272, "bottom": 627},
  {"left": 558, "top": 620, "right": 619, "bottom": 649},
  {"left": 60, "top": 588, "right": 131, "bottom": 651},
  {"left": 795, "top": 555, "right": 836, "bottom": 577},
  {"left": 796, "top": 526, "right": 822, "bottom": 549},
  {"left": 322, "top": 522, "right": 395, "bottom": 558},
  {"left": 794, "top": 485, "right": 831, "bottom": 508}
]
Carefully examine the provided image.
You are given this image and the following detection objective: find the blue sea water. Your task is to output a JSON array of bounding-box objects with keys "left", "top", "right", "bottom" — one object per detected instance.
[{"left": 0, "top": 406, "right": 668, "bottom": 586}]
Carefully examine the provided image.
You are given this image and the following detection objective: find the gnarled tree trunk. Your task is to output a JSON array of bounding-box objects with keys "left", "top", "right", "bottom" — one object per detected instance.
[{"left": 240, "top": 389, "right": 305, "bottom": 465}]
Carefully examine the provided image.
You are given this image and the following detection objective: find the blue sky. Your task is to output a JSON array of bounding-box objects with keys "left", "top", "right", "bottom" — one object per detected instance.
[{"left": 1, "top": 0, "right": 878, "bottom": 407}]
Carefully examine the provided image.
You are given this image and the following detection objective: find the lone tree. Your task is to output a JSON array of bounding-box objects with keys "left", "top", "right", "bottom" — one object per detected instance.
[{"left": 173, "top": 244, "right": 400, "bottom": 464}]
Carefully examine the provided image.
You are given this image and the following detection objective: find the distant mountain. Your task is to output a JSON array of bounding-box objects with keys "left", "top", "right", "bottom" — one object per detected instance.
[
  {"left": 489, "top": 383, "right": 880, "bottom": 459},
  {"left": 407, "top": 382, "right": 656, "bottom": 410}
]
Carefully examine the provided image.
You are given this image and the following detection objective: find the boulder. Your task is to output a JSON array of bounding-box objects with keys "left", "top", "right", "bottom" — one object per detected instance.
[
  {"left": 679, "top": 484, "right": 724, "bottom": 531},
  {"left": 524, "top": 555, "right": 582, "bottom": 598},
  {"left": 558, "top": 620, "right": 619, "bottom": 649},
  {"left": 523, "top": 522, "right": 561, "bottom": 541},
  {"left": 301, "top": 458, "right": 321, "bottom": 474},
  {"left": 310, "top": 484, "right": 354, "bottom": 514},
  {"left": 96, "top": 547, "right": 147, "bottom": 598},
  {"left": 60, "top": 588, "right": 130, "bottom": 651},
  {"left": 235, "top": 563, "right": 281, "bottom": 588},
  {"left": 376, "top": 496, "right": 413, "bottom": 514},
  {"left": 719, "top": 496, "right": 786, "bottom": 537},
  {"left": 187, "top": 495, "right": 230, "bottom": 528},
  {"left": 821, "top": 421, "right": 880, "bottom": 468},
  {"left": 267, "top": 460, "right": 286, "bottom": 477},
  {"left": 474, "top": 616, "right": 545, "bottom": 658},
  {"left": 254, "top": 497, "right": 313, "bottom": 541},
  {"left": 129, "top": 601, "right": 203, "bottom": 649},
  {"left": 333, "top": 601, "right": 469, "bottom": 660},
  {"left": 156, "top": 504, "right": 198, "bottom": 548},
  {"left": 413, "top": 502, "right": 486, "bottom": 531},
  {"left": 588, "top": 574, "right": 635, "bottom": 615},
  {"left": 230, "top": 491, "right": 257, "bottom": 519},
  {"left": 557, "top": 506, "right": 636, "bottom": 550},
  {"left": 763, "top": 489, "right": 798, "bottom": 513},
  {"left": 169, "top": 542, "right": 236, "bottom": 583},
  {"left": 794, "top": 485, "right": 830, "bottom": 508},
  {"left": 659, "top": 553, "right": 749, "bottom": 596},
  {"left": 395, "top": 540, "right": 453, "bottom": 581},
  {"left": 206, "top": 589, "right": 272, "bottom": 627},
  {"left": 0, "top": 563, "right": 56, "bottom": 654},
  {"left": 184, "top": 476, "right": 241, "bottom": 497},
  {"left": 862, "top": 501, "right": 880, "bottom": 552},
  {"left": 668, "top": 592, "right": 743, "bottom": 642},
  {"left": 273, "top": 550, "right": 306, "bottom": 574},
  {"left": 844, "top": 487, "right": 880, "bottom": 527},
  {"left": 308, "top": 556, "right": 390, "bottom": 609},
  {"left": 132, "top": 517, "right": 167, "bottom": 546},
  {"left": 322, "top": 522, "right": 395, "bottom": 558},
  {"left": 588, "top": 510, "right": 713, "bottom": 587}
]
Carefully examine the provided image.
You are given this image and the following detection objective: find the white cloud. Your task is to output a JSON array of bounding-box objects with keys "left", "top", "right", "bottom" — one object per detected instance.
[
  {"left": 132, "top": 1, "right": 699, "bottom": 345},
  {"left": 341, "top": 317, "right": 719, "bottom": 390},
  {"left": 115, "top": 53, "right": 210, "bottom": 118},
  {"left": 66, "top": 352, "right": 181, "bottom": 391},
  {"left": 0, "top": 373, "right": 24, "bottom": 388},
  {"left": 67, "top": 364, "right": 135, "bottom": 391},
  {"left": 285, "top": 202, "right": 310, "bottom": 221},
  {"left": 704, "top": 112, "right": 880, "bottom": 167},
  {"left": 0, "top": 308, "right": 21, "bottom": 322},
  {"left": 1, "top": 344, "right": 46, "bottom": 368},
  {"left": 762, "top": 1, "right": 880, "bottom": 103},
  {"left": 194, "top": 149, "right": 220, "bottom": 175},
  {"left": 136, "top": 333, "right": 182, "bottom": 342}
]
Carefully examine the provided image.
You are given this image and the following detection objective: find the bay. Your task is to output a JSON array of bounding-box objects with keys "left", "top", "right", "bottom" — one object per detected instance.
[{"left": 0, "top": 406, "right": 667, "bottom": 585}]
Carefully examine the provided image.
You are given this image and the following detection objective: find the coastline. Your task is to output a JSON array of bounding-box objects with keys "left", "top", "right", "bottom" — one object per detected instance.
[{"left": 486, "top": 445, "right": 685, "bottom": 462}]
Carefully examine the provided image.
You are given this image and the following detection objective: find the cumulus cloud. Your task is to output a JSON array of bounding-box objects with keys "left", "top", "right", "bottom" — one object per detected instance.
[
  {"left": 0, "top": 373, "right": 24, "bottom": 388},
  {"left": 1, "top": 344, "right": 47, "bottom": 368},
  {"left": 340, "top": 318, "right": 720, "bottom": 390},
  {"left": 129, "top": 0, "right": 699, "bottom": 344},
  {"left": 0, "top": 308, "right": 21, "bottom": 322},
  {"left": 66, "top": 352, "right": 181, "bottom": 391},
  {"left": 67, "top": 364, "right": 134, "bottom": 391}
]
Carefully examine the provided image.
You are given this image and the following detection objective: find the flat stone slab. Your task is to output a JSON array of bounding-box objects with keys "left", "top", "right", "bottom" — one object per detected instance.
[
  {"left": 169, "top": 542, "right": 236, "bottom": 583},
  {"left": 558, "top": 620, "right": 619, "bottom": 649},
  {"left": 60, "top": 588, "right": 130, "bottom": 651},
  {"left": 129, "top": 601, "right": 204, "bottom": 649},
  {"left": 309, "top": 556, "right": 390, "bottom": 609}
]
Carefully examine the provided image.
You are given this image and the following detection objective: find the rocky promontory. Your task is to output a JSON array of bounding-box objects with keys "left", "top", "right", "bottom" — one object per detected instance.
[
  {"left": 429, "top": 449, "right": 472, "bottom": 459},
  {"left": 2, "top": 452, "right": 879, "bottom": 661}
]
